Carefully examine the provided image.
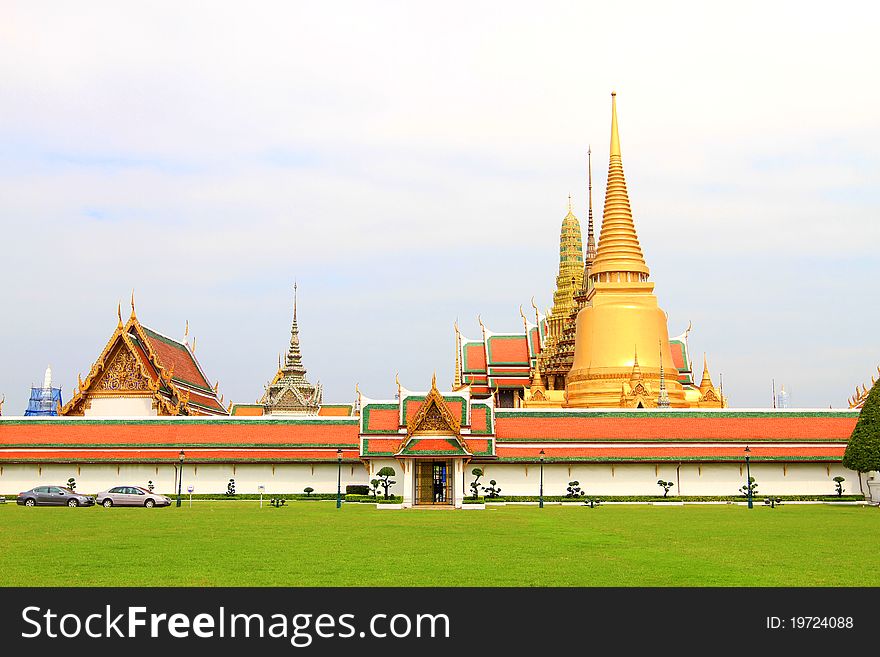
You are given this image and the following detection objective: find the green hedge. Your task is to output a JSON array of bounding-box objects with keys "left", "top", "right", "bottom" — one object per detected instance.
[
  {"left": 376, "top": 496, "right": 403, "bottom": 504},
  {"left": 345, "top": 494, "right": 379, "bottom": 502},
  {"left": 462, "top": 497, "right": 485, "bottom": 504},
  {"left": 345, "top": 485, "right": 370, "bottom": 496},
  {"left": 485, "top": 494, "right": 866, "bottom": 503}
]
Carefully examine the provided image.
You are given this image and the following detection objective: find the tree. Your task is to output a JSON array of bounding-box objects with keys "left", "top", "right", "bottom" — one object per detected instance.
[
  {"left": 833, "top": 476, "right": 846, "bottom": 497},
  {"left": 739, "top": 476, "right": 758, "bottom": 498},
  {"left": 470, "top": 468, "right": 484, "bottom": 499},
  {"left": 843, "top": 382, "right": 880, "bottom": 494},
  {"left": 67, "top": 477, "right": 76, "bottom": 492},
  {"left": 376, "top": 467, "right": 396, "bottom": 499},
  {"left": 303, "top": 486, "right": 314, "bottom": 497},
  {"left": 657, "top": 480, "right": 674, "bottom": 497},
  {"left": 147, "top": 480, "right": 155, "bottom": 493},
  {"left": 226, "top": 478, "right": 236, "bottom": 497},
  {"left": 484, "top": 479, "right": 501, "bottom": 498},
  {"left": 565, "top": 481, "right": 584, "bottom": 498},
  {"left": 370, "top": 478, "right": 380, "bottom": 498}
]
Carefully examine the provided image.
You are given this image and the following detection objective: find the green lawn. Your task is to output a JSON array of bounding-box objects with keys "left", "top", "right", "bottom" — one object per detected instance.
[{"left": 0, "top": 502, "right": 876, "bottom": 586}]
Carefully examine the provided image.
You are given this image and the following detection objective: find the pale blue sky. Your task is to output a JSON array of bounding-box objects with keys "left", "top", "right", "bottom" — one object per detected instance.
[{"left": 1, "top": 1, "right": 878, "bottom": 413}]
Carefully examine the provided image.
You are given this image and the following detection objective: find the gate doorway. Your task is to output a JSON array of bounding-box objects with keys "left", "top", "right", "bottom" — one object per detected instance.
[{"left": 414, "top": 460, "right": 453, "bottom": 505}]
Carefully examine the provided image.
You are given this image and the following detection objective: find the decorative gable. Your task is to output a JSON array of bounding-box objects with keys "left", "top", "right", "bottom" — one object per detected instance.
[
  {"left": 397, "top": 375, "right": 470, "bottom": 456},
  {"left": 95, "top": 343, "right": 152, "bottom": 392}
]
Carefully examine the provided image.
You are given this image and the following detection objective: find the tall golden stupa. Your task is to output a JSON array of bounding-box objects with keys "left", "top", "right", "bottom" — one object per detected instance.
[{"left": 566, "top": 92, "right": 692, "bottom": 408}]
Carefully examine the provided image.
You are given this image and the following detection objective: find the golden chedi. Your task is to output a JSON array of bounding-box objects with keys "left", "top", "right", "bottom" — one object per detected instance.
[{"left": 566, "top": 92, "right": 688, "bottom": 408}]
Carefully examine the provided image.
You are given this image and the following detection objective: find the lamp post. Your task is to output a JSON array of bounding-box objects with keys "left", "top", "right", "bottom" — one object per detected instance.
[
  {"left": 539, "top": 449, "right": 545, "bottom": 509},
  {"left": 744, "top": 445, "right": 753, "bottom": 509},
  {"left": 336, "top": 448, "right": 343, "bottom": 509},
  {"left": 176, "top": 449, "right": 185, "bottom": 508}
]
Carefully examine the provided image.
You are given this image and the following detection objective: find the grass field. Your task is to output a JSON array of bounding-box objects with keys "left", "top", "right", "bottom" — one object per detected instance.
[{"left": 1, "top": 501, "right": 877, "bottom": 587}]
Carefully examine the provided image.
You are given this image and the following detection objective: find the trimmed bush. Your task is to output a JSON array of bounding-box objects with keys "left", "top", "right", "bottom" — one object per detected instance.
[
  {"left": 376, "top": 496, "right": 403, "bottom": 504},
  {"left": 346, "top": 485, "right": 370, "bottom": 496},
  {"left": 463, "top": 497, "right": 485, "bottom": 504}
]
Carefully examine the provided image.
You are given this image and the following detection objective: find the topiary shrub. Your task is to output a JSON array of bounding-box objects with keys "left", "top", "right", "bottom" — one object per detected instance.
[
  {"left": 269, "top": 498, "right": 287, "bottom": 508},
  {"left": 843, "top": 384, "right": 880, "bottom": 495},
  {"left": 67, "top": 477, "right": 76, "bottom": 492},
  {"left": 303, "top": 486, "right": 314, "bottom": 497},
  {"left": 226, "top": 478, "right": 236, "bottom": 497},
  {"left": 376, "top": 467, "right": 396, "bottom": 499},
  {"left": 147, "top": 480, "right": 155, "bottom": 493},
  {"left": 565, "top": 481, "right": 584, "bottom": 498},
  {"left": 833, "top": 476, "right": 846, "bottom": 496},
  {"left": 484, "top": 479, "right": 501, "bottom": 498},
  {"left": 369, "top": 479, "right": 380, "bottom": 498},
  {"left": 346, "top": 485, "right": 370, "bottom": 496},
  {"left": 470, "top": 468, "right": 484, "bottom": 499},
  {"left": 657, "top": 479, "right": 674, "bottom": 497},
  {"left": 739, "top": 477, "right": 758, "bottom": 498}
]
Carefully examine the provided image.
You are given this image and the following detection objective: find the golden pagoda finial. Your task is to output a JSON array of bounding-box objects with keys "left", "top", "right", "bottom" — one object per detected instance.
[
  {"left": 117, "top": 302, "right": 123, "bottom": 329},
  {"left": 591, "top": 91, "right": 649, "bottom": 279},
  {"left": 699, "top": 353, "right": 715, "bottom": 393},
  {"left": 431, "top": 371, "right": 437, "bottom": 390},
  {"left": 630, "top": 345, "right": 642, "bottom": 382},
  {"left": 530, "top": 350, "right": 546, "bottom": 392},
  {"left": 130, "top": 289, "right": 137, "bottom": 319},
  {"left": 610, "top": 91, "right": 620, "bottom": 156},
  {"left": 567, "top": 193, "right": 573, "bottom": 213}
]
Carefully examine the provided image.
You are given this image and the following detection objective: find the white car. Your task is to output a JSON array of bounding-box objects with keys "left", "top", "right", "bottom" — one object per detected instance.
[{"left": 95, "top": 486, "right": 171, "bottom": 508}]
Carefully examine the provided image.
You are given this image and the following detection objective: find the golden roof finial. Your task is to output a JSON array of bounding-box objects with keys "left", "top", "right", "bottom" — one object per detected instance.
[
  {"left": 592, "top": 91, "right": 649, "bottom": 279},
  {"left": 431, "top": 371, "right": 437, "bottom": 390},
  {"left": 184, "top": 320, "right": 189, "bottom": 342},
  {"left": 699, "top": 353, "right": 715, "bottom": 392},
  {"left": 117, "top": 302, "right": 123, "bottom": 329},
  {"left": 130, "top": 289, "right": 137, "bottom": 319},
  {"left": 191, "top": 336, "right": 197, "bottom": 353},
  {"left": 630, "top": 345, "right": 642, "bottom": 382},
  {"left": 567, "top": 193, "right": 573, "bottom": 213}
]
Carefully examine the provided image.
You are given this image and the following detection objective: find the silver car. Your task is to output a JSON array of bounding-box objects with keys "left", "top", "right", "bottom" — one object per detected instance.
[
  {"left": 95, "top": 486, "right": 171, "bottom": 508},
  {"left": 17, "top": 486, "right": 95, "bottom": 507}
]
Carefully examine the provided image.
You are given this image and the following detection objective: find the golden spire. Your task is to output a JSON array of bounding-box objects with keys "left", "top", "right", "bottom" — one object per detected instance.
[
  {"left": 431, "top": 371, "right": 438, "bottom": 390},
  {"left": 699, "top": 353, "right": 714, "bottom": 393},
  {"left": 117, "top": 302, "right": 123, "bottom": 329},
  {"left": 630, "top": 346, "right": 642, "bottom": 383},
  {"left": 184, "top": 320, "right": 189, "bottom": 342},
  {"left": 130, "top": 290, "right": 137, "bottom": 319},
  {"left": 567, "top": 193, "right": 573, "bottom": 214},
  {"left": 531, "top": 351, "right": 546, "bottom": 392},
  {"left": 591, "top": 91, "right": 649, "bottom": 278},
  {"left": 658, "top": 339, "right": 670, "bottom": 408}
]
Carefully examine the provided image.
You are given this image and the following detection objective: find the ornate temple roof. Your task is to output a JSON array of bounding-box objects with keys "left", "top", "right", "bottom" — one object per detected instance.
[{"left": 61, "top": 299, "right": 227, "bottom": 416}]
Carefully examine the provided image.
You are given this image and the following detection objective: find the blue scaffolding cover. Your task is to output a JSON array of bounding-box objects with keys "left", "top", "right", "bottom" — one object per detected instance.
[{"left": 24, "top": 387, "right": 63, "bottom": 416}]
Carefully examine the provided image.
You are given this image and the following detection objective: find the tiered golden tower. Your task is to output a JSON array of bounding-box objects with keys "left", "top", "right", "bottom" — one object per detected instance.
[{"left": 565, "top": 92, "right": 688, "bottom": 408}]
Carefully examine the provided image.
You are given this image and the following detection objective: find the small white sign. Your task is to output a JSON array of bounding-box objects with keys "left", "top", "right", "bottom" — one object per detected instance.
[
  {"left": 187, "top": 486, "right": 194, "bottom": 493},
  {"left": 258, "top": 485, "right": 265, "bottom": 492}
]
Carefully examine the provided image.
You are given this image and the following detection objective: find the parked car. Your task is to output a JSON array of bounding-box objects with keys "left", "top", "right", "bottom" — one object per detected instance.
[
  {"left": 95, "top": 486, "right": 171, "bottom": 508},
  {"left": 16, "top": 486, "right": 95, "bottom": 507}
]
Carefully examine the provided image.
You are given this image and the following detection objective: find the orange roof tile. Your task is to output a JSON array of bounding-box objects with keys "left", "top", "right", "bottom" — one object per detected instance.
[{"left": 494, "top": 414, "right": 856, "bottom": 442}]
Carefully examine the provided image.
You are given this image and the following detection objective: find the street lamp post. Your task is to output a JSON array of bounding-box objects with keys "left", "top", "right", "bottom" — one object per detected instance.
[
  {"left": 176, "top": 449, "right": 185, "bottom": 508},
  {"left": 336, "top": 449, "right": 343, "bottom": 509},
  {"left": 539, "top": 449, "right": 545, "bottom": 509},
  {"left": 744, "top": 445, "right": 753, "bottom": 509}
]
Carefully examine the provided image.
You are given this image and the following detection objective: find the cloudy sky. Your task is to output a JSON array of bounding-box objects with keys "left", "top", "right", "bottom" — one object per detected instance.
[{"left": 1, "top": 1, "right": 878, "bottom": 413}]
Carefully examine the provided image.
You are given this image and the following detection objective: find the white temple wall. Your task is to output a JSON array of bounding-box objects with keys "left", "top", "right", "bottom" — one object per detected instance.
[
  {"left": 0, "top": 461, "right": 860, "bottom": 497},
  {"left": 0, "top": 463, "right": 371, "bottom": 496}
]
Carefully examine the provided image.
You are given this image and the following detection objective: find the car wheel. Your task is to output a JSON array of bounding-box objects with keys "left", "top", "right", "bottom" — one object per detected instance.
[
  {"left": 144, "top": 499, "right": 155, "bottom": 508},
  {"left": 102, "top": 499, "right": 113, "bottom": 508},
  {"left": 67, "top": 498, "right": 78, "bottom": 507},
  {"left": 24, "top": 498, "right": 36, "bottom": 507}
]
